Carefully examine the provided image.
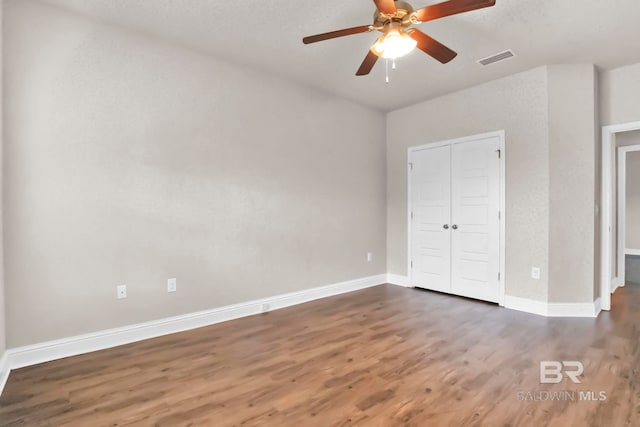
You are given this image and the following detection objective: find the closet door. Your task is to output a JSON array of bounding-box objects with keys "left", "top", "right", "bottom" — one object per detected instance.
[
  {"left": 410, "top": 146, "right": 452, "bottom": 293},
  {"left": 450, "top": 137, "right": 501, "bottom": 302}
]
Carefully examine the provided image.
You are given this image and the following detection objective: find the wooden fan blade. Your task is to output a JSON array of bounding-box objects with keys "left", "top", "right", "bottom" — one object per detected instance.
[
  {"left": 409, "top": 30, "right": 457, "bottom": 64},
  {"left": 415, "top": 0, "right": 496, "bottom": 23},
  {"left": 356, "top": 50, "right": 379, "bottom": 76},
  {"left": 373, "top": 0, "right": 397, "bottom": 15},
  {"left": 303, "top": 25, "right": 371, "bottom": 44}
]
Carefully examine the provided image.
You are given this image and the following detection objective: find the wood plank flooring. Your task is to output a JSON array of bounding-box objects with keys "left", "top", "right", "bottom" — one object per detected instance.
[{"left": 1, "top": 283, "right": 639, "bottom": 426}]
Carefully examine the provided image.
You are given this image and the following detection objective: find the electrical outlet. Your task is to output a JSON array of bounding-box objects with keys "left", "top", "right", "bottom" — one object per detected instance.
[
  {"left": 117, "top": 285, "right": 127, "bottom": 299},
  {"left": 167, "top": 278, "right": 177, "bottom": 293},
  {"left": 531, "top": 267, "right": 541, "bottom": 280},
  {"left": 367, "top": 252, "right": 373, "bottom": 262}
]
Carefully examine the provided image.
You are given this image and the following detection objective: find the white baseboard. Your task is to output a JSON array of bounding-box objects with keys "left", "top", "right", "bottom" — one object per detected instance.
[
  {"left": 594, "top": 297, "right": 602, "bottom": 316},
  {"left": 386, "top": 274, "right": 412, "bottom": 287},
  {"left": 504, "top": 295, "right": 548, "bottom": 317},
  {"left": 611, "top": 276, "right": 625, "bottom": 293},
  {"left": 504, "top": 295, "right": 600, "bottom": 317},
  {"left": 547, "top": 301, "right": 600, "bottom": 317},
  {"left": 1, "top": 274, "right": 387, "bottom": 396},
  {"left": 626, "top": 248, "right": 640, "bottom": 256},
  {"left": 0, "top": 351, "right": 9, "bottom": 395},
  {"left": 0, "top": 274, "right": 603, "bottom": 397}
]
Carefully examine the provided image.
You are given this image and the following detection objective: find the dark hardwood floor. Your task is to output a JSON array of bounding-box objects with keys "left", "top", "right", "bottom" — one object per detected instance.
[{"left": 1, "top": 283, "right": 639, "bottom": 426}]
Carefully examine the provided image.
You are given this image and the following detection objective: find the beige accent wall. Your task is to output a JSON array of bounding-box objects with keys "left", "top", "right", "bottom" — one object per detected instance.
[
  {"left": 387, "top": 67, "right": 550, "bottom": 301},
  {"left": 4, "top": 0, "right": 387, "bottom": 347},
  {"left": 547, "top": 65, "right": 597, "bottom": 303},
  {"left": 600, "top": 62, "right": 640, "bottom": 126}
]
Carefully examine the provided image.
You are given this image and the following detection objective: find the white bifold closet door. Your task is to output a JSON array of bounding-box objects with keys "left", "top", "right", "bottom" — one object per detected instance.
[
  {"left": 411, "top": 137, "right": 501, "bottom": 303},
  {"left": 411, "top": 145, "right": 452, "bottom": 293}
]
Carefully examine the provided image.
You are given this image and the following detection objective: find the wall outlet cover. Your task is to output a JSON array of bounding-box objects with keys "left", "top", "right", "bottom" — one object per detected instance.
[
  {"left": 531, "top": 267, "right": 541, "bottom": 280},
  {"left": 117, "top": 285, "right": 127, "bottom": 299}
]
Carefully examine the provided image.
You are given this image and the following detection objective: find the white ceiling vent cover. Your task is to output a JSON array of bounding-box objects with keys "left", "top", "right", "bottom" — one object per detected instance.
[{"left": 477, "top": 50, "right": 516, "bottom": 66}]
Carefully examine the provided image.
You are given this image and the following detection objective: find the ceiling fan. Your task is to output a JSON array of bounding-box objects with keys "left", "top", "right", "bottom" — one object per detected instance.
[{"left": 302, "top": 0, "right": 496, "bottom": 76}]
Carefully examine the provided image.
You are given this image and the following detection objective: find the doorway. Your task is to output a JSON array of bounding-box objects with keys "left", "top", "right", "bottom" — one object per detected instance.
[
  {"left": 617, "top": 135, "right": 640, "bottom": 285},
  {"left": 601, "top": 121, "right": 640, "bottom": 310},
  {"left": 408, "top": 131, "right": 506, "bottom": 304}
]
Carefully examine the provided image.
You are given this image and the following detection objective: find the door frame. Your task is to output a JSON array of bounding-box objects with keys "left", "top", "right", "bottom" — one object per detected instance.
[
  {"left": 407, "top": 130, "right": 506, "bottom": 306},
  {"left": 616, "top": 144, "right": 640, "bottom": 287},
  {"left": 601, "top": 121, "right": 640, "bottom": 311}
]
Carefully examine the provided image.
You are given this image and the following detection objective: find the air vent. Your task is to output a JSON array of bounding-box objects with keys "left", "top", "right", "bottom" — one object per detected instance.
[{"left": 477, "top": 50, "right": 515, "bottom": 67}]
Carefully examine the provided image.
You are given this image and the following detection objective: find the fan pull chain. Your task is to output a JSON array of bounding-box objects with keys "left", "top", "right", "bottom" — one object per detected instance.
[
  {"left": 385, "top": 59, "right": 389, "bottom": 84},
  {"left": 384, "top": 58, "right": 399, "bottom": 84}
]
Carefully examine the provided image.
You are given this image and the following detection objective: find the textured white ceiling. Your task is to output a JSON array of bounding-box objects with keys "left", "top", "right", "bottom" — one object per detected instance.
[{"left": 41, "top": 0, "right": 640, "bottom": 111}]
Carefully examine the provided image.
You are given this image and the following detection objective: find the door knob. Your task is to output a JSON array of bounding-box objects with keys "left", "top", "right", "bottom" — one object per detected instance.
[
  {"left": 452, "top": 224, "right": 458, "bottom": 230},
  {"left": 443, "top": 224, "right": 449, "bottom": 229}
]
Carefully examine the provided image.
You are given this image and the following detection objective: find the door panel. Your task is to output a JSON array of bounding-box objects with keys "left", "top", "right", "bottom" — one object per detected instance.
[
  {"left": 450, "top": 137, "right": 501, "bottom": 302},
  {"left": 411, "top": 146, "right": 451, "bottom": 293}
]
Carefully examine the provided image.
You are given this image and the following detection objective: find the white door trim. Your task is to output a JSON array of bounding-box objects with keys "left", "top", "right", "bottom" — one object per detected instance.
[
  {"left": 407, "top": 130, "right": 506, "bottom": 306},
  {"left": 601, "top": 121, "right": 640, "bottom": 311},
  {"left": 617, "top": 144, "right": 640, "bottom": 289}
]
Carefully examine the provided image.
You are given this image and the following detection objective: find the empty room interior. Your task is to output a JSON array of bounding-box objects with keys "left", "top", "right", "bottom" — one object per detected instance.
[{"left": 1, "top": 0, "right": 640, "bottom": 425}]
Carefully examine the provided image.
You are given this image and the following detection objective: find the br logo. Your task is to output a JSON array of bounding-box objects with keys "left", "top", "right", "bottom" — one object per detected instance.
[{"left": 540, "top": 361, "right": 584, "bottom": 384}]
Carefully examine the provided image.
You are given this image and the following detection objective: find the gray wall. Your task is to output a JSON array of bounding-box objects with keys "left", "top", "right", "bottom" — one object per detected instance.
[
  {"left": 0, "top": 1, "right": 5, "bottom": 358},
  {"left": 547, "top": 65, "right": 597, "bottom": 303},
  {"left": 4, "top": 0, "right": 387, "bottom": 347},
  {"left": 600, "top": 62, "right": 640, "bottom": 126},
  {"left": 386, "top": 67, "right": 550, "bottom": 301},
  {"left": 387, "top": 65, "right": 600, "bottom": 303},
  {"left": 5, "top": 2, "right": 639, "bottom": 350}
]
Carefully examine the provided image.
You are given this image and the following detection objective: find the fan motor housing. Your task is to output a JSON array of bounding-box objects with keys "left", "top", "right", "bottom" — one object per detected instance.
[{"left": 373, "top": 1, "right": 416, "bottom": 29}]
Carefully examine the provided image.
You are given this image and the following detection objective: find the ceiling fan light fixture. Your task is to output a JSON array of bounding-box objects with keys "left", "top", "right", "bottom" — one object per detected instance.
[
  {"left": 372, "top": 28, "right": 416, "bottom": 59},
  {"left": 302, "top": 0, "right": 498, "bottom": 76}
]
